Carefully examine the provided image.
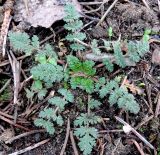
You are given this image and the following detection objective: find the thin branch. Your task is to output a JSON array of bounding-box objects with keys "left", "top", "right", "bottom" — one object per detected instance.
[
  {"left": 70, "top": 130, "right": 79, "bottom": 155},
  {"left": 74, "top": 38, "right": 90, "bottom": 47},
  {"left": 8, "top": 138, "right": 50, "bottom": 155},
  {"left": 155, "top": 93, "right": 160, "bottom": 117},
  {"left": 141, "top": 0, "right": 151, "bottom": 9},
  {"left": 96, "top": 0, "right": 119, "bottom": 27},
  {"left": 135, "top": 115, "right": 154, "bottom": 130},
  {"left": 60, "top": 118, "right": 70, "bottom": 155},
  {"left": 115, "top": 116, "right": 155, "bottom": 150},
  {"left": 0, "top": 115, "right": 30, "bottom": 131},
  {"left": 131, "top": 139, "right": 145, "bottom": 155},
  {"left": 6, "top": 129, "right": 45, "bottom": 144},
  {"left": 80, "top": 2, "right": 104, "bottom": 5}
]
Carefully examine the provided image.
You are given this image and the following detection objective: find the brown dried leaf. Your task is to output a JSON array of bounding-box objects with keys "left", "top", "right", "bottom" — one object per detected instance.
[
  {"left": 124, "top": 79, "right": 143, "bottom": 95},
  {"left": 0, "top": 128, "right": 14, "bottom": 142},
  {"left": 14, "top": 0, "right": 82, "bottom": 28}
]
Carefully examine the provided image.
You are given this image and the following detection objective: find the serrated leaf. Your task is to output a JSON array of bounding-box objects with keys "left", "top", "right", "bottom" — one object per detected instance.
[
  {"left": 64, "top": 4, "right": 80, "bottom": 22},
  {"left": 103, "top": 40, "right": 112, "bottom": 51},
  {"left": 48, "top": 97, "right": 68, "bottom": 110},
  {"left": 34, "top": 118, "right": 55, "bottom": 135},
  {"left": 99, "top": 79, "right": 119, "bottom": 98},
  {"left": 25, "top": 88, "right": 34, "bottom": 99},
  {"left": 31, "top": 63, "right": 64, "bottom": 83},
  {"left": 113, "top": 41, "right": 126, "bottom": 68},
  {"left": 74, "top": 127, "right": 98, "bottom": 155},
  {"left": 91, "top": 39, "right": 101, "bottom": 55},
  {"left": 8, "top": 31, "right": 32, "bottom": 55},
  {"left": 39, "top": 108, "right": 55, "bottom": 119},
  {"left": 64, "top": 20, "right": 83, "bottom": 32},
  {"left": 94, "top": 77, "right": 106, "bottom": 91},
  {"left": 36, "top": 55, "right": 47, "bottom": 64},
  {"left": 88, "top": 99, "right": 102, "bottom": 109},
  {"left": 103, "top": 58, "right": 114, "bottom": 72},
  {"left": 70, "top": 77, "right": 94, "bottom": 93},
  {"left": 32, "top": 80, "right": 43, "bottom": 91},
  {"left": 127, "top": 41, "right": 140, "bottom": 62},
  {"left": 58, "top": 88, "right": 74, "bottom": 102},
  {"left": 66, "top": 32, "right": 86, "bottom": 42},
  {"left": 36, "top": 44, "right": 58, "bottom": 62},
  {"left": 70, "top": 43, "right": 85, "bottom": 51},
  {"left": 38, "top": 89, "right": 47, "bottom": 100},
  {"left": 118, "top": 93, "right": 140, "bottom": 114},
  {"left": 55, "top": 115, "right": 64, "bottom": 126},
  {"left": 74, "top": 113, "right": 100, "bottom": 126},
  {"left": 48, "top": 58, "right": 57, "bottom": 65},
  {"left": 31, "top": 35, "right": 39, "bottom": 49}
]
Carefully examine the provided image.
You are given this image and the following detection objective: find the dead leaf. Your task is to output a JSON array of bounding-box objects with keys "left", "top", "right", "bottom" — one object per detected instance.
[
  {"left": 152, "top": 49, "right": 160, "bottom": 65},
  {"left": 0, "top": 129, "right": 14, "bottom": 142},
  {"left": 123, "top": 79, "right": 143, "bottom": 95},
  {"left": 14, "top": 0, "right": 82, "bottom": 28}
]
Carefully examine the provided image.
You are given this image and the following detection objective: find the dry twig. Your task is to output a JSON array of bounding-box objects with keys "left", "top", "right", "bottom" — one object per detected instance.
[
  {"left": 96, "top": 0, "right": 119, "bottom": 27},
  {"left": 0, "top": 115, "right": 30, "bottom": 131},
  {"left": 70, "top": 130, "right": 79, "bottom": 155},
  {"left": 141, "top": 0, "right": 151, "bottom": 10},
  {"left": 84, "top": 0, "right": 109, "bottom": 14},
  {"left": 135, "top": 115, "right": 154, "bottom": 130},
  {"left": 80, "top": 2, "right": 104, "bottom": 5},
  {"left": 0, "top": 111, "right": 29, "bottom": 124},
  {"left": 8, "top": 138, "right": 50, "bottom": 155},
  {"left": 60, "top": 118, "right": 71, "bottom": 155},
  {"left": 144, "top": 76, "right": 153, "bottom": 114},
  {"left": 131, "top": 139, "right": 145, "bottom": 155},
  {"left": 5, "top": 129, "right": 45, "bottom": 144},
  {"left": 115, "top": 116, "right": 155, "bottom": 150},
  {"left": 7, "top": 50, "right": 21, "bottom": 123},
  {"left": 155, "top": 93, "right": 160, "bottom": 117}
]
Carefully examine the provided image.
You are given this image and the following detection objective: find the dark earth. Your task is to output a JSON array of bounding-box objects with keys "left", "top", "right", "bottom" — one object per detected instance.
[{"left": 0, "top": 0, "right": 160, "bottom": 155}]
